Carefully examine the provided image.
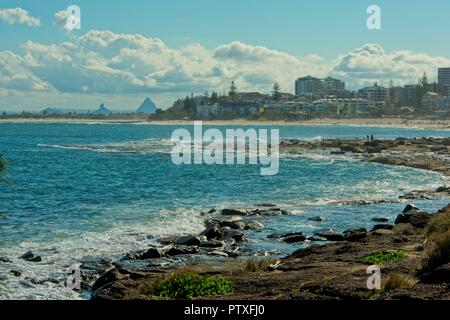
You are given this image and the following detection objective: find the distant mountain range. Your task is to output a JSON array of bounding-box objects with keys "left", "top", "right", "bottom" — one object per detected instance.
[{"left": 37, "top": 98, "right": 157, "bottom": 115}]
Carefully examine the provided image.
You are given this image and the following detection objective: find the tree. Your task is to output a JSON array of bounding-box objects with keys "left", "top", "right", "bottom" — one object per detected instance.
[
  {"left": 272, "top": 82, "right": 281, "bottom": 101},
  {"left": 210, "top": 91, "right": 219, "bottom": 104},
  {"left": 416, "top": 72, "right": 429, "bottom": 108},
  {"left": 228, "top": 81, "right": 238, "bottom": 99}
]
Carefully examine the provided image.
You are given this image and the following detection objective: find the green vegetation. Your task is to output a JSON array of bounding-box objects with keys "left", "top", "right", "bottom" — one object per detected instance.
[
  {"left": 363, "top": 250, "right": 406, "bottom": 265},
  {"left": 244, "top": 258, "right": 279, "bottom": 272},
  {"left": 382, "top": 273, "right": 416, "bottom": 292},
  {"left": 150, "top": 272, "right": 233, "bottom": 300},
  {"left": 272, "top": 82, "right": 281, "bottom": 101}
]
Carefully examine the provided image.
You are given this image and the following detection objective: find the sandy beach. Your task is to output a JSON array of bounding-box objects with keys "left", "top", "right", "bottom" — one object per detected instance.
[{"left": 1, "top": 117, "right": 450, "bottom": 130}]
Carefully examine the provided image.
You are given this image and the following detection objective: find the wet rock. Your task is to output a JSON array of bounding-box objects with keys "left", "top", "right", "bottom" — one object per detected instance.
[
  {"left": 371, "top": 229, "right": 395, "bottom": 236},
  {"left": 139, "top": 248, "right": 163, "bottom": 260},
  {"left": 282, "top": 233, "right": 306, "bottom": 243},
  {"left": 19, "top": 251, "right": 42, "bottom": 262},
  {"left": 200, "top": 226, "right": 224, "bottom": 240},
  {"left": 175, "top": 235, "right": 201, "bottom": 246},
  {"left": 120, "top": 252, "right": 140, "bottom": 261},
  {"left": 166, "top": 246, "right": 199, "bottom": 256},
  {"left": 255, "top": 203, "right": 277, "bottom": 207},
  {"left": 308, "top": 216, "right": 325, "bottom": 222},
  {"left": 343, "top": 228, "right": 367, "bottom": 242},
  {"left": 116, "top": 268, "right": 148, "bottom": 280},
  {"left": 420, "top": 263, "right": 450, "bottom": 284},
  {"left": 0, "top": 257, "right": 12, "bottom": 263},
  {"left": 207, "top": 250, "right": 229, "bottom": 257},
  {"left": 371, "top": 224, "right": 394, "bottom": 231},
  {"left": 307, "top": 236, "right": 327, "bottom": 242},
  {"left": 221, "top": 208, "right": 247, "bottom": 216},
  {"left": 244, "top": 221, "right": 264, "bottom": 231},
  {"left": 10, "top": 270, "right": 22, "bottom": 277},
  {"left": 371, "top": 217, "right": 390, "bottom": 223},
  {"left": 156, "top": 236, "right": 178, "bottom": 245},
  {"left": 224, "top": 229, "right": 244, "bottom": 243},
  {"left": 92, "top": 268, "right": 128, "bottom": 293},
  {"left": 207, "top": 208, "right": 216, "bottom": 214},
  {"left": 206, "top": 217, "right": 244, "bottom": 230},
  {"left": 80, "top": 258, "right": 112, "bottom": 272},
  {"left": 314, "top": 230, "right": 344, "bottom": 241},
  {"left": 395, "top": 205, "right": 430, "bottom": 228},
  {"left": 199, "top": 240, "right": 225, "bottom": 248}
]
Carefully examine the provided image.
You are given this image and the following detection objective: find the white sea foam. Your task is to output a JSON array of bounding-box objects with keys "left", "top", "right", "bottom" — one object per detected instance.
[{"left": 0, "top": 206, "right": 205, "bottom": 300}]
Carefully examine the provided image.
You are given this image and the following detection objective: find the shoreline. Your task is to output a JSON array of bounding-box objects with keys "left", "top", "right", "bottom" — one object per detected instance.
[
  {"left": 1, "top": 117, "right": 450, "bottom": 130},
  {"left": 86, "top": 137, "right": 450, "bottom": 300}
]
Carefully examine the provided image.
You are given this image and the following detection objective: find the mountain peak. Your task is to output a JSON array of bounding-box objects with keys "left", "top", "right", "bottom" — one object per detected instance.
[{"left": 137, "top": 97, "right": 157, "bottom": 114}]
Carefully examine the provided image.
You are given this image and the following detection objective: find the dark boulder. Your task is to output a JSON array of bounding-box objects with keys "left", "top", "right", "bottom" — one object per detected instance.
[
  {"left": 343, "top": 228, "right": 367, "bottom": 242},
  {"left": 10, "top": 270, "right": 22, "bottom": 277},
  {"left": 91, "top": 268, "right": 127, "bottom": 293},
  {"left": 371, "top": 224, "right": 394, "bottom": 231},
  {"left": 139, "top": 247, "right": 163, "bottom": 260},
  {"left": 175, "top": 235, "right": 201, "bottom": 246},
  {"left": 314, "top": 230, "right": 344, "bottom": 241},
  {"left": 282, "top": 233, "right": 306, "bottom": 243},
  {"left": 206, "top": 217, "right": 244, "bottom": 230},
  {"left": 307, "top": 236, "right": 327, "bottom": 241},
  {"left": 19, "top": 251, "right": 42, "bottom": 262},
  {"left": 420, "top": 263, "right": 450, "bottom": 284},
  {"left": 224, "top": 230, "right": 244, "bottom": 243},
  {"left": 156, "top": 236, "right": 178, "bottom": 245},
  {"left": 0, "top": 257, "right": 12, "bottom": 263},
  {"left": 244, "top": 221, "right": 264, "bottom": 231},
  {"left": 308, "top": 216, "right": 325, "bottom": 222},
  {"left": 199, "top": 240, "right": 224, "bottom": 248},
  {"left": 221, "top": 209, "right": 247, "bottom": 216},
  {"left": 200, "top": 226, "right": 224, "bottom": 240},
  {"left": 166, "top": 246, "right": 199, "bottom": 256},
  {"left": 395, "top": 205, "right": 430, "bottom": 227},
  {"left": 371, "top": 217, "right": 390, "bottom": 223}
]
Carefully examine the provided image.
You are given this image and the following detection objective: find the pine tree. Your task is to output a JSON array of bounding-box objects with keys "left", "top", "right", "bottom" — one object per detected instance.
[
  {"left": 272, "top": 82, "right": 281, "bottom": 101},
  {"left": 229, "top": 81, "right": 237, "bottom": 98}
]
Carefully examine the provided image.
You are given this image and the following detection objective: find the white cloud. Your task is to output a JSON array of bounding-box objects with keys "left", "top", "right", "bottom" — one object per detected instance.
[
  {"left": 331, "top": 44, "right": 450, "bottom": 87},
  {"left": 0, "top": 31, "right": 449, "bottom": 110},
  {"left": 0, "top": 7, "right": 40, "bottom": 27}
]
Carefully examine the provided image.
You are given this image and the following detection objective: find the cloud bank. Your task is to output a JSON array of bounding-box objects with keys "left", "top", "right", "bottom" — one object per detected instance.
[{"left": 0, "top": 30, "right": 449, "bottom": 109}]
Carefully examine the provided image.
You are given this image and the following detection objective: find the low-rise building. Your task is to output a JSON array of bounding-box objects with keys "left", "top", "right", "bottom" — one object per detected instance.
[{"left": 358, "top": 83, "right": 389, "bottom": 105}]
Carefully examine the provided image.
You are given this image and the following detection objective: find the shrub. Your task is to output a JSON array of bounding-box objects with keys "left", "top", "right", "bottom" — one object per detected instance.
[
  {"left": 150, "top": 272, "right": 233, "bottom": 300},
  {"left": 382, "top": 273, "right": 416, "bottom": 292},
  {"left": 420, "top": 231, "right": 450, "bottom": 274},
  {"left": 244, "top": 258, "right": 279, "bottom": 272},
  {"left": 363, "top": 250, "right": 406, "bottom": 265},
  {"left": 425, "top": 210, "right": 450, "bottom": 240}
]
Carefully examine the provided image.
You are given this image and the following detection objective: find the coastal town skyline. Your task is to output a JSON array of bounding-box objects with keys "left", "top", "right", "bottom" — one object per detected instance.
[{"left": 1, "top": 0, "right": 450, "bottom": 111}]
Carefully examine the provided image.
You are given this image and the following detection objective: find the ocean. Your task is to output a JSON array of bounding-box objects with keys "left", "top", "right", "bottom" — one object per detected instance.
[{"left": 1, "top": 122, "right": 450, "bottom": 299}]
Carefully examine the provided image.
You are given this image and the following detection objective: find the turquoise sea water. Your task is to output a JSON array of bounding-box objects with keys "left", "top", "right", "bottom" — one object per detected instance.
[{"left": 0, "top": 122, "right": 450, "bottom": 299}]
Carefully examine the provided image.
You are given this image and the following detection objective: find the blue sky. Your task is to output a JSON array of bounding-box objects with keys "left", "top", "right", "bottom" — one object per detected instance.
[{"left": 1, "top": 0, "right": 450, "bottom": 111}]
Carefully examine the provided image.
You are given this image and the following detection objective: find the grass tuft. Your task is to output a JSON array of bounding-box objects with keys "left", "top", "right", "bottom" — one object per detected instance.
[{"left": 382, "top": 273, "right": 416, "bottom": 292}]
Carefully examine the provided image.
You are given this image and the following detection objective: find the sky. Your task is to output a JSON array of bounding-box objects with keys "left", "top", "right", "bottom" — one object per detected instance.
[{"left": 0, "top": 0, "right": 450, "bottom": 111}]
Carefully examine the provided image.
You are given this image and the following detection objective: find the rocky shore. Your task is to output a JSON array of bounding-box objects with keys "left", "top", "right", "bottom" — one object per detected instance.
[
  {"left": 280, "top": 137, "right": 450, "bottom": 176},
  {"left": 80, "top": 137, "right": 450, "bottom": 300},
  {"left": 88, "top": 203, "right": 450, "bottom": 300}
]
